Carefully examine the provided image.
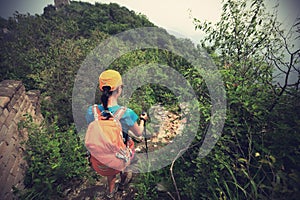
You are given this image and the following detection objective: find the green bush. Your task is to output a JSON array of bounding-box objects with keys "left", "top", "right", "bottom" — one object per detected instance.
[{"left": 17, "top": 115, "right": 90, "bottom": 199}]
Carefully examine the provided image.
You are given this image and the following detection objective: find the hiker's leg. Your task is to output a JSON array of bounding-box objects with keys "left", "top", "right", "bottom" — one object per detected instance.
[
  {"left": 107, "top": 175, "right": 117, "bottom": 193},
  {"left": 120, "top": 171, "right": 127, "bottom": 184},
  {"left": 120, "top": 170, "right": 132, "bottom": 189}
]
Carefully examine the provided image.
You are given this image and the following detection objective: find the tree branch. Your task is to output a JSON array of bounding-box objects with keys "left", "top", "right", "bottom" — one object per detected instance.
[{"left": 170, "top": 147, "right": 189, "bottom": 200}]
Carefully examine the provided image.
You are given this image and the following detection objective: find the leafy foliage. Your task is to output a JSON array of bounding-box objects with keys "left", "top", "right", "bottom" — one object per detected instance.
[
  {"left": 1, "top": 0, "right": 299, "bottom": 199},
  {"left": 166, "top": 0, "right": 300, "bottom": 199},
  {"left": 17, "top": 115, "right": 90, "bottom": 199},
  {"left": 0, "top": 1, "right": 154, "bottom": 127}
]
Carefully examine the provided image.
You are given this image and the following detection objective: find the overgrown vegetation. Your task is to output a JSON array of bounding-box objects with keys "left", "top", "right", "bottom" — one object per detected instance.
[
  {"left": 0, "top": 1, "right": 154, "bottom": 128},
  {"left": 17, "top": 115, "right": 90, "bottom": 199},
  {"left": 1, "top": 0, "right": 299, "bottom": 199}
]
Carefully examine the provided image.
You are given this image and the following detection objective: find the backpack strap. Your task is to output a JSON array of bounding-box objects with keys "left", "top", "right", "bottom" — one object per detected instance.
[
  {"left": 92, "top": 104, "right": 101, "bottom": 121},
  {"left": 92, "top": 105, "right": 126, "bottom": 121},
  {"left": 113, "top": 106, "right": 127, "bottom": 121}
]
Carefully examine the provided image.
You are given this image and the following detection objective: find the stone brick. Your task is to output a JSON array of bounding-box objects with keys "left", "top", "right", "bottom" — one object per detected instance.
[
  {"left": 8, "top": 95, "right": 17, "bottom": 108},
  {"left": 0, "top": 160, "right": 5, "bottom": 174},
  {"left": 0, "top": 162, "right": 9, "bottom": 178},
  {"left": 0, "top": 157, "right": 14, "bottom": 186},
  {"left": 18, "top": 94, "right": 24, "bottom": 105},
  {"left": 0, "top": 80, "right": 45, "bottom": 199},
  {"left": 0, "top": 96, "right": 10, "bottom": 108},
  {"left": 0, "top": 142, "right": 8, "bottom": 169},
  {"left": 7, "top": 123, "right": 18, "bottom": 143},
  {"left": 13, "top": 95, "right": 23, "bottom": 110},
  {"left": 0, "top": 140, "right": 9, "bottom": 155},
  {"left": 4, "top": 173, "right": 15, "bottom": 198},
  {"left": 0, "top": 171, "right": 11, "bottom": 199},
  {"left": 19, "top": 84, "right": 25, "bottom": 94},
  {"left": 13, "top": 109, "right": 22, "bottom": 124},
  {"left": 0, "top": 87, "right": 15, "bottom": 99},
  {"left": 27, "top": 104, "right": 33, "bottom": 114},
  {"left": 19, "top": 97, "right": 27, "bottom": 113},
  {"left": 27, "top": 90, "right": 40, "bottom": 100},
  {"left": 0, "top": 143, "right": 16, "bottom": 166},
  {"left": 10, "top": 157, "right": 20, "bottom": 177},
  {"left": 15, "top": 171, "right": 25, "bottom": 189},
  {"left": 22, "top": 98, "right": 31, "bottom": 113},
  {"left": 7, "top": 102, "right": 17, "bottom": 113},
  {"left": 0, "top": 124, "right": 8, "bottom": 141},
  {"left": 4, "top": 109, "right": 17, "bottom": 126},
  {"left": 11, "top": 135, "right": 18, "bottom": 144},
  {"left": 0, "top": 108, "right": 9, "bottom": 125},
  {"left": 14, "top": 85, "right": 25, "bottom": 99},
  {"left": 0, "top": 81, "right": 22, "bottom": 104},
  {"left": 0, "top": 80, "right": 22, "bottom": 91}
]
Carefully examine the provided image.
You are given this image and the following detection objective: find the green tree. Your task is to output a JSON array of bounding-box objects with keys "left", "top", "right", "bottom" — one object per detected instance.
[
  {"left": 0, "top": 1, "right": 155, "bottom": 127},
  {"left": 169, "top": 0, "right": 300, "bottom": 199}
]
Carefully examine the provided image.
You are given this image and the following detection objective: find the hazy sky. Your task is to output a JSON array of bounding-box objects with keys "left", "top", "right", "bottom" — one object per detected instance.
[{"left": 0, "top": 0, "right": 299, "bottom": 44}]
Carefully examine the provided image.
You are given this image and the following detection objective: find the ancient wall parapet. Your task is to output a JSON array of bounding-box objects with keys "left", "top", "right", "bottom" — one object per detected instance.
[
  {"left": 54, "top": 0, "right": 70, "bottom": 9},
  {"left": 0, "top": 80, "right": 43, "bottom": 200}
]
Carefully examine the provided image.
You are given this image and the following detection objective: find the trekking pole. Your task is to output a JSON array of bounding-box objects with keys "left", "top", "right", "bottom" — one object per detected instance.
[{"left": 141, "top": 112, "right": 148, "bottom": 159}]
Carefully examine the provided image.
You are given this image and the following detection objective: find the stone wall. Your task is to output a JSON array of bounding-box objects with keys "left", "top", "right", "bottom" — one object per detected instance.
[
  {"left": 54, "top": 0, "right": 70, "bottom": 9},
  {"left": 0, "top": 80, "right": 43, "bottom": 200}
]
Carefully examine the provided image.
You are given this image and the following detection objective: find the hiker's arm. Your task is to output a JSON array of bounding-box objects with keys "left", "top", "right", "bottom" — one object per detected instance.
[
  {"left": 129, "top": 114, "right": 148, "bottom": 136},
  {"left": 129, "top": 121, "right": 144, "bottom": 136}
]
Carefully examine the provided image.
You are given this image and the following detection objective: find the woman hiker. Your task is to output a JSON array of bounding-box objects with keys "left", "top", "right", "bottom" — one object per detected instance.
[{"left": 85, "top": 69, "right": 148, "bottom": 199}]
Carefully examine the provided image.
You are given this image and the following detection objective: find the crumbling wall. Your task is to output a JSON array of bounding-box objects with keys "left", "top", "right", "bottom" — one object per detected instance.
[
  {"left": 0, "top": 80, "right": 43, "bottom": 200},
  {"left": 54, "top": 0, "right": 70, "bottom": 9}
]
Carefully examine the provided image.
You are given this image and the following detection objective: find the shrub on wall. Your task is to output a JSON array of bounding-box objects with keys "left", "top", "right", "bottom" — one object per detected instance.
[{"left": 17, "top": 115, "right": 90, "bottom": 199}]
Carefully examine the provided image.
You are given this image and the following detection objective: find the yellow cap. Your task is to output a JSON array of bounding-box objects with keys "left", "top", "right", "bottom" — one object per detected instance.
[{"left": 99, "top": 70, "right": 122, "bottom": 91}]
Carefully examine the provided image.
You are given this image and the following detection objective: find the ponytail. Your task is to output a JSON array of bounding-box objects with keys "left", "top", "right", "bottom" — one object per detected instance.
[{"left": 101, "top": 86, "right": 113, "bottom": 111}]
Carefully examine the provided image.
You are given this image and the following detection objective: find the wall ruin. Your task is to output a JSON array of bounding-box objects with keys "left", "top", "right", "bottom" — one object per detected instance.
[{"left": 0, "top": 80, "right": 43, "bottom": 200}]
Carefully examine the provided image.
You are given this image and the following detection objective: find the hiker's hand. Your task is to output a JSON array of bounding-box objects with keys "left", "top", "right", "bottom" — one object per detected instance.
[{"left": 140, "top": 112, "right": 148, "bottom": 122}]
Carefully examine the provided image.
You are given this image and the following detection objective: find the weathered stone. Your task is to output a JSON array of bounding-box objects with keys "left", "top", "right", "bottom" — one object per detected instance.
[
  {"left": 0, "top": 171, "right": 10, "bottom": 197},
  {"left": 23, "top": 97, "right": 31, "bottom": 112},
  {"left": 13, "top": 94, "right": 23, "bottom": 109},
  {"left": 13, "top": 109, "right": 23, "bottom": 124},
  {"left": 3, "top": 173, "right": 15, "bottom": 199},
  {"left": 10, "top": 157, "right": 20, "bottom": 177},
  {"left": 0, "top": 80, "right": 43, "bottom": 199},
  {"left": 55, "top": 0, "right": 70, "bottom": 8},
  {"left": 19, "top": 97, "right": 27, "bottom": 113},
  {"left": 7, "top": 124, "right": 18, "bottom": 144},
  {"left": 14, "top": 85, "right": 25, "bottom": 100},
  {"left": 0, "top": 87, "right": 15, "bottom": 99},
  {"left": 0, "top": 80, "right": 22, "bottom": 98},
  {"left": 4, "top": 109, "right": 17, "bottom": 126},
  {"left": 7, "top": 98, "right": 17, "bottom": 112},
  {"left": 0, "top": 96, "right": 10, "bottom": 108},
  {"left": 0, "top": 108, "right": 9, "bottom": 125},
  {"left": 0, "top": 150, "right": 12, "bottom": 172},
  {"left": 27, "top": 90, "right": 41, "bottom": 115},
  {"left": 0, "top": 80, "right": 22, "bottom": 90},
  {"left": 18, "top": 94, "right": 24, "bottom": 105},
  {"left": 0, "top": 141, "right": 8, "bottom": 155},
  {"left": 0, "top": 124, "right": 8, "bottom": 141}
]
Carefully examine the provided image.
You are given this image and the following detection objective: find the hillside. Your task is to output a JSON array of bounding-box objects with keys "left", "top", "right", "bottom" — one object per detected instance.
[
  {"left": 0, "top": 1, "right": 299, "bottom": 200},
  {"left": 0, "top": 1, "right": 154, "bottom": 83},
  {"left": 0, "top": 1, "right": 159, "bottom": 127}
]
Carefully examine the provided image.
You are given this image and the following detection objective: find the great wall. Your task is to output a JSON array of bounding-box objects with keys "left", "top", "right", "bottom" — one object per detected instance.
[{"left": 0, "top": 80, "right": 43, "bottom": 200}]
